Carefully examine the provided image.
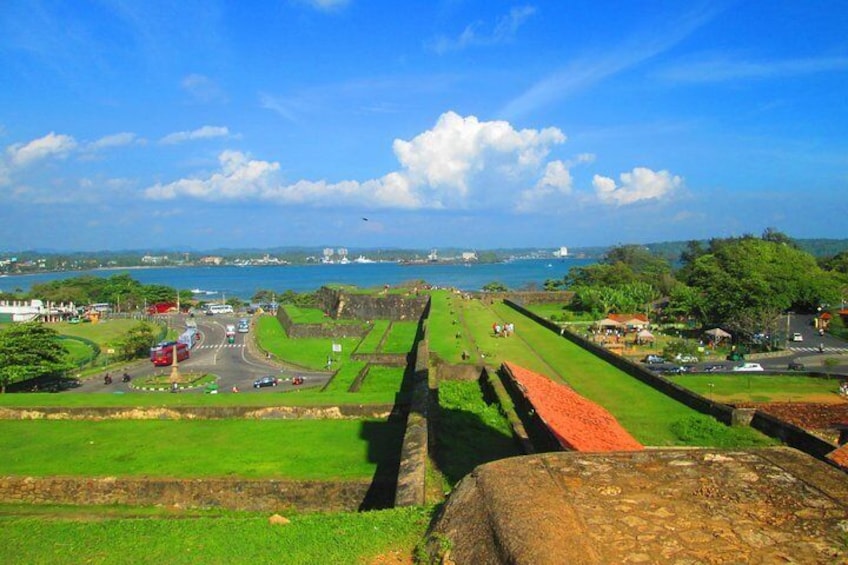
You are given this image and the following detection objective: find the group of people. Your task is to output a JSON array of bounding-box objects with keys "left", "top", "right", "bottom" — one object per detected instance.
[
  {"left": 492, "top": 322, "right": 515, "bottom": 337},
  {"left": 103, "top": 372, "right": 131, "bottom": 385}
]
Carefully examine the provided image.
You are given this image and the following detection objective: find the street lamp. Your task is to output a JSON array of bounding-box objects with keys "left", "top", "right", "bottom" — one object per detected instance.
[{"left": 170, "top": 291, "right": 181, "bottom": 387}]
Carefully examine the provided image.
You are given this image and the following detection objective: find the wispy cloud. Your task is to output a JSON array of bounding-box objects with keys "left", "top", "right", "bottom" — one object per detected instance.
[
  {"left": 181, "top": 73, "right": 228, "bottom": 103},
  {"left": 656, "top": 55, "right": 848, "bottom": 83},
  {"left": 428, "top": 5, "right": 537, "bottom": 54},
  {"left": 159, "top": 126, "right": 230, "bottom": 145},
  {"left": 298, "top": 0, "right": 350, "bottom": 13},
  {"left": 88, "top": 132, "right": 139, "bottom": 151},
  {"left": 499, "top": 6, "right": 719, "bottom": 119}
]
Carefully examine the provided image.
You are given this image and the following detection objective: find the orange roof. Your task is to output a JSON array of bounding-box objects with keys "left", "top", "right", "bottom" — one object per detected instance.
[
  {"left": 827, "top": 444, "right": 848, "bottom": 470},
  {"left": 608, "top": 313, "right": 649, "bottom": 324},
  {"left": 504, "top": 362, "right": 643, "bottom": 453}
]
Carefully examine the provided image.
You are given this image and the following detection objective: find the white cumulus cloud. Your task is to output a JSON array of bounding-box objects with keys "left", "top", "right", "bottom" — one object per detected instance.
[
  {"left": 159, "top": 125, "right": 229, "bottom": 145},
  {"left": 592, "top": 167, "right": 682, "bottom": 205},
  {"left": 145, "top": 150, "right": 280, "bottom": 200},
  {"left": 144, "top": 111, "right": 569, "bottom": 211},
  {"left": 6, "top": 132, "right": 77, "bottom": 167}
]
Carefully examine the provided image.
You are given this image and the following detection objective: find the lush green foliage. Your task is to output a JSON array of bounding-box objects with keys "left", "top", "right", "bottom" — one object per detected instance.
[
  {"left": 662, "top": 339, "right": 701, "bottom": 361},
  {"left": 0, "top": 419, "right": 402, "bottom": 479},
  {"left": 681, "top": 236, "right": 841, "bottom": 337},
  {"left": 482, "top": 281, "right": 508, "bottom": 292},
  {"left": 0, "top": 322, "right": 70, "bottom": 392},
  {"left": 114, "top": 321, "right": 159, "bottom": 361},
  {"left": 28, "top": 273, "right": 179, "bottom": 312},
  {"left": 0, "top": 504, "right": 434, "bottom": 565}
]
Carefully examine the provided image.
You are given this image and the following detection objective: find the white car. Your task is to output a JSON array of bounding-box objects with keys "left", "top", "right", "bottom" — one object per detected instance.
[
  {"left": 732, "top": 362, "right": 764, "bottom": 372},
  {"left": 791, "top": 332, "right": 803, "bottom": 342}
]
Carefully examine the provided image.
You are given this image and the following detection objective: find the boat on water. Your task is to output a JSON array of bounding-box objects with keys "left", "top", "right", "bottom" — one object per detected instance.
[{"left": 191, "top": 289, "right": 218, "bottom": 295}]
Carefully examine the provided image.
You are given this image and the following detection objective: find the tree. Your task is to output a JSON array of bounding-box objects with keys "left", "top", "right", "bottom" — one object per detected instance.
[
  {"left": 682, "top": 236, "right": 841, "bottom": 334},
  {"left": 115, "top": 322, "right": 158, "bottom": 361},
  {"left": 0, "top": 323, "right": 71, "bottom": 393},
  {"left": 482, "top": 281, "right": 508, "bottom": 292}
]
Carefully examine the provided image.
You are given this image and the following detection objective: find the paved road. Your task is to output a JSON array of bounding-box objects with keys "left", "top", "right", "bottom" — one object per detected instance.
[{"left": 73, "top": 312, "right": 332, "bottom": 394}]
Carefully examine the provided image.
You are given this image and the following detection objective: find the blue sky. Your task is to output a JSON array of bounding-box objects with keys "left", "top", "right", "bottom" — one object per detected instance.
[{"left": 1, "top": 1, "right": 846, "bottom": 252}]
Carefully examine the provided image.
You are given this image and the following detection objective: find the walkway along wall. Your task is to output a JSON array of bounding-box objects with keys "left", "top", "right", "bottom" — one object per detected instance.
[
  {"left": 394, "top": 298, "right": 430, "bottom": 507},
  {"left": 503, "top": 299, "right": 842, "bottom": 466}
]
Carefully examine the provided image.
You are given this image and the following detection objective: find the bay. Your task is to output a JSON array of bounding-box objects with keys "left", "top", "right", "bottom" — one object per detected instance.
[{"left": 0, "top": 258, "right": 595, "bottom": 300}]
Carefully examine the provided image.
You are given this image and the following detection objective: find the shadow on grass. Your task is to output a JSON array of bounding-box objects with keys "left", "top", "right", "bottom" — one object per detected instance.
[
  {"left": 358, "top": 403, "right": 408, "bottom": 511},
  {"left": 431, "top": 380, "right": 521, "bottom": 487}
]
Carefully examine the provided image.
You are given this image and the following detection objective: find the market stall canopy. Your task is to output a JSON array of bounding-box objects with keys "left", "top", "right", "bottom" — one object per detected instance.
[
  {"left": 636, "top": 329, "right": 654, "bottom": 341},
  {"left": 595, "top": 318, "right": 623, "bottom": 328},
  {"left": 704, "top": 328, "right": 732, "bottom": 339}
]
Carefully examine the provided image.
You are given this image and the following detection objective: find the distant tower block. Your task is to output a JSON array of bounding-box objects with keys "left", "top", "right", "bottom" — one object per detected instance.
[{"left": 556, "top": 247, "right": 569, "bottom": 257}]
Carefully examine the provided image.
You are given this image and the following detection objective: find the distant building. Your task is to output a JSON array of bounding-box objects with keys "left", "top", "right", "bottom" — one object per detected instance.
[
  {"left": 461, "top": 251, "right": 478, "bottom": 262},
  {"left": 198, "top": 256, "right": 223, "bottom": 265},
  {"left": 554, "top": 247, "right": 569, "bottom": 258}
]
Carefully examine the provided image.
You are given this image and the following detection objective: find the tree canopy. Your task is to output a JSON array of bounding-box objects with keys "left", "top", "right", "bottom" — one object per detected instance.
[{"left": 0, "top": 323, "right": 70, "bottom": 392}]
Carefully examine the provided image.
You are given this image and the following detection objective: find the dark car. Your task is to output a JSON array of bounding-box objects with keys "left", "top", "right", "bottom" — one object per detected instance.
[
  {"left": 641, "top": 354, "right": 666, "bottom": 364},
  {"left": 788, "top": 360, "right": 806, "bottom": 371},
  {"left": 253, "top": 376, "right": 278, "bottom": 388}
]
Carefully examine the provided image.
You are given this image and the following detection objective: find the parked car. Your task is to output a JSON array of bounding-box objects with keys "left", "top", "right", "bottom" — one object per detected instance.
[
  {"left": 253, "top": 376, "right": 278, "bottom": 388},
  {"left": 787, "top": 360, "right": 806, "bottom": 371},
  {"left": 674, "top": 354, "right": 699, "bottom": 363},
  {"left": 704, "top": 364, "right": 725, "bottom": 372},
  {"left": 792, "top": 332, "right": 804, "bottom": 342},
  {"left": 732, "top": 362, "right": 764, "bottom": 372},
  {"left": 641, "top": 354, "right": 666, "bottom": 364}
]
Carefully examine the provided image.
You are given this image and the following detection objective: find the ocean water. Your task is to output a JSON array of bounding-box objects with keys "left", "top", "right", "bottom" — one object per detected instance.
[{"left": 0, "top": 258, "right": 595, "bottom": 300}]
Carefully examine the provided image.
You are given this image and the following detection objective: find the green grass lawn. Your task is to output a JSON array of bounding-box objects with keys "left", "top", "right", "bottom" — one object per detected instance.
[
  {"left": 382, "top": 321, "right": 419, "bottom": 353},
  {"left": 431, "top": 299, "right": 773, "bottom": 448},
  {"left": 0, "top": 419, "right": 402, "bottom": 480},
  {"left": 426, "top": 290, "right": 477, "bottom": 365},
  {"left": 53, "top": 319, "right": 154, "bottom": 349},
  {"left": 59, "top": 336, "right": 96, "bottom": 366},
  {"left": 671, "top": 374, "right": 845, "bottom": 404},
  {"left": 355, "top": 320, "right": 390, "bottom": 354},
  {"left": 358, "top": 366, "right": 406, "bottom": 397},
  {"left": 256, "top": 315, "right": 361, "bottom": 370},
  {"left": 0, "top": 504, "right": 434, "bottom": 565},
  {"left": 434, "top": 380, "right": 520, "bottom": 486}
]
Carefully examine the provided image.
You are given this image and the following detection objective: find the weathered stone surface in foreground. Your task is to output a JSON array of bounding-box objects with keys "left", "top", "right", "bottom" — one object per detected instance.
[{"left": 425, "top": 448, "right": 848, "bottom": 564}]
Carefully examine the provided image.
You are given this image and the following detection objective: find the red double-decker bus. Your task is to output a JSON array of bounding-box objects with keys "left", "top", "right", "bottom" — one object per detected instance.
[{"left": 150, "top": 341, "right": 190, "bottom": 366}]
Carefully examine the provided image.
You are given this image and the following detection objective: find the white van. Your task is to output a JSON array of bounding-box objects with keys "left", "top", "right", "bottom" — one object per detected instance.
[
  {"left": 237, "top": 318, "right": 249, "bottom": 333},
  {"left": 732, "top": 362, "right": 764, "bottom": 372},
  {"left": 207, "top": 304, "right": 234, "bottom": 315}
]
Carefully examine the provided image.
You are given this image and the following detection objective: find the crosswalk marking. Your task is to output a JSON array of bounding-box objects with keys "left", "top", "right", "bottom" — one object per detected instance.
[
  {"left": 788, "top": 346, "right": 848, "bottom": 353},
  {"left": 195, "top": 344, "right": 245, "bottom": 350}
]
